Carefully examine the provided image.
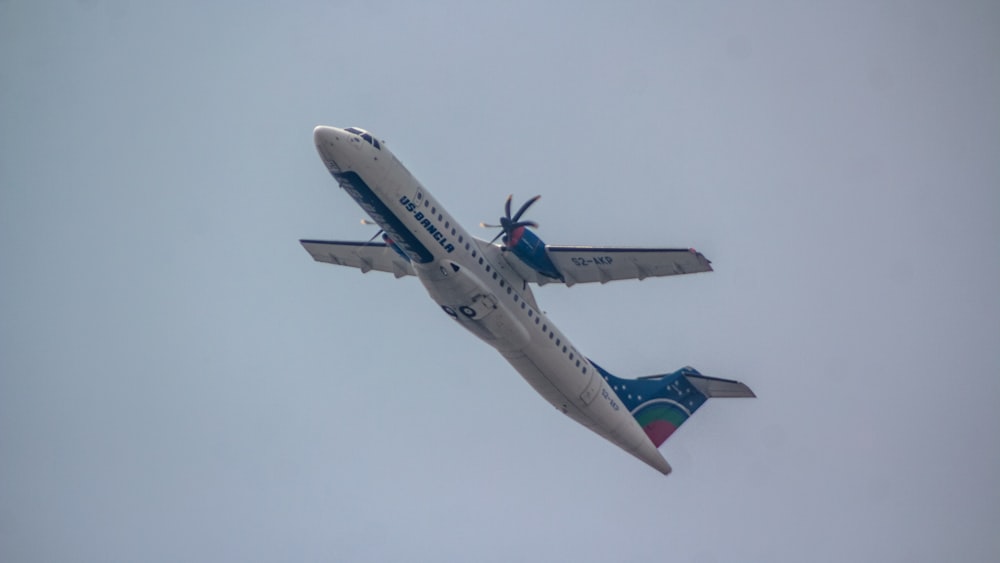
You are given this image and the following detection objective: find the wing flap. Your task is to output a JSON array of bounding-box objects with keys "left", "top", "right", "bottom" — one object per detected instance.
[{"left": 300, "top": 240, "right": 415, "bottom": 277}]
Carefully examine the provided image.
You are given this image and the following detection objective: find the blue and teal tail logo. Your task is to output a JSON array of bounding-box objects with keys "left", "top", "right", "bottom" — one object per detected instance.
[{"left": 591, "top": 363, "right": 709, "bottom": 447}]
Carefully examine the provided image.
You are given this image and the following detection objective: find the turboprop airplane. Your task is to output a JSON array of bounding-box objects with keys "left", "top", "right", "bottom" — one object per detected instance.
[{"left": 302, "top": 126, "right": 754, "bottom": 475}]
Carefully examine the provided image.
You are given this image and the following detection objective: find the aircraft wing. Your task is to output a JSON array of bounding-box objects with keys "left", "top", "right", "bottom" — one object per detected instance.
[
  {"left": 507, "top": 245, "right": 713, "bottom": 286},
  {"left": 300, "top": 240, "right": 415, "bottom": 278}
]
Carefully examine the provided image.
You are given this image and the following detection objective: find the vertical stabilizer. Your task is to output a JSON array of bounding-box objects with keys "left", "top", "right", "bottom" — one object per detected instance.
[{"left": 590, "top": 363, "right": 754, "bottom": 448}]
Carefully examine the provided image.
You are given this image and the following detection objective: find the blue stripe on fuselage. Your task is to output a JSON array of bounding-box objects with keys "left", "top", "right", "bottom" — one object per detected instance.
[{"left": 331, "top": 171, "right": 435, "bottom": 264}]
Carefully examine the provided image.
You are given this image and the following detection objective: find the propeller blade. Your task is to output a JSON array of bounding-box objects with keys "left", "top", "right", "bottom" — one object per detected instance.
[
  {"left": 511, "top": 195, "right": 541, "bottom": 222},
  {"left": 481, "top": 194, "right": 542, "bottom": 247},
  {"left": 511, "top": 220, "right": 539, "bottom": 230}
]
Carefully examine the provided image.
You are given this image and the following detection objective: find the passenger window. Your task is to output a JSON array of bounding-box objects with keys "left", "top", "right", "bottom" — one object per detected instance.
[
  {"left": 485, "top": 265, "right": 490, "bottom": 272},
  {"left": 542, "top": 324, "right": 547, "bottom": 332},
  {"left": 432, "top": 207, "right": 436, "bottom": 214},
  {"left": 492, "top": 273, "right": 497, "bottom": 280},
  {"left": 569, "top": 353, "right": 574, "bottom": 360},
  {"left": 417, "top": 193, "right": 422, "bottom": 200},
  {"left": 514, "top": 295, "right": 519, "bottom": 302},
  {"left": 562, "top": 346, "right": 567, "bottom": 353},
  {"left": 556, "top": 339, "right": 560, "bottom": 346},
  {"left": 499, "top": 279, "right": 504, "bottom": 287},
  {"left": 445, "top": 221, "right": 450, "bottom": 229},
  {"left": 478, "top": 258, "right": 484, "bottom": 265},
  {"left": 583, "top": 367, "right": 587, "bottom": 374},
  {"left": 576, "top": 360, "right": 581, "bottom": 367},
  {"left": 507, "top": 287, "right": 512, "bottom": 294}
]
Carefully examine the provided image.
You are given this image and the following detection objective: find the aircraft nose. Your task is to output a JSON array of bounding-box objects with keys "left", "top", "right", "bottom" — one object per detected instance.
[
  {"left": 314, "top": 126, "right": 347, "bottom": 172},
  {"left": 314, "top": 125, "right": 343, "bottom": 146}
]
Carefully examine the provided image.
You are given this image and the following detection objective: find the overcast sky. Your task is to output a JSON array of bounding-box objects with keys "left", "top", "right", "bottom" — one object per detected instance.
[{"left": 2, "top": 1, "right": 999, "bottom": 562}]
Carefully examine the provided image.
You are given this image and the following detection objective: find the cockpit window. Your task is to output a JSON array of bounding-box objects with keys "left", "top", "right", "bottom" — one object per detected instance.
[{"left": 349, "top": 129, "right": 381, "bottom": 150}]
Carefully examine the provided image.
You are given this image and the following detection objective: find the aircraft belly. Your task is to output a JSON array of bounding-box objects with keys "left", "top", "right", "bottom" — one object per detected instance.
[
  {"left": 415, "top": 260, "right": 530, "bottom": 352},
  {"left": 502, "top": 347, "right": 672, "bottom": 474},
  {"left": 414, "top": 258, "right": 669, "bottom": 471}
]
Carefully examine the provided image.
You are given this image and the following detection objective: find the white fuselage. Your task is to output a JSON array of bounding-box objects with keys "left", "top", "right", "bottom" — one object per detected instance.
[{"left": 314, "top": 126, "right": 671, "bottom": 473}]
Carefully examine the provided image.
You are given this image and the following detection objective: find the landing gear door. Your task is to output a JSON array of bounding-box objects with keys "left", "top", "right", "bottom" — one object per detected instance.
[{"left": 458, "top": 293, "right": 497, "bottom": 320}]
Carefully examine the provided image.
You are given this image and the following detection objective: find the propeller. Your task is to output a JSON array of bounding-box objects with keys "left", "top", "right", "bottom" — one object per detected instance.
[
  {"left": 360, "top": 219, "right": 384, "bottom": 243},
  {"left": 481, "top": 194, "right": 541, "bottom": 247}
]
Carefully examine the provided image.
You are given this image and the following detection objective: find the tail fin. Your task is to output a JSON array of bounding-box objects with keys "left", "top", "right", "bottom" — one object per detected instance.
[{"left": 590, "top": 362, "right": 755, "bottom": 448}]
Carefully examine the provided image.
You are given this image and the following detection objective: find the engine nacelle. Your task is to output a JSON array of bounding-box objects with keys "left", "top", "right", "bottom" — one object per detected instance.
[
  {"left": 506, "top": 227, "right": 563, "bottom": 281},
  {"left": 382, "top": 233, "right": 410, "bottom": 261}
]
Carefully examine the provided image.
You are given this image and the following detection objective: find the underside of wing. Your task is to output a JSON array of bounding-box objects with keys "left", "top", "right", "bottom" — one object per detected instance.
[
  {"left": 300, "top": 240, "right": 415, "bottom": 278},
  {"left": 543, "top": 246, "right": 713, "bottom": 286}
]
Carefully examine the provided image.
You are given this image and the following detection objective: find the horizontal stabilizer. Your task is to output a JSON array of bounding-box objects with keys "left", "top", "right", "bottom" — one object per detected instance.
[{"left": 685, "top": 372, "right": 756, "bottom": 398}]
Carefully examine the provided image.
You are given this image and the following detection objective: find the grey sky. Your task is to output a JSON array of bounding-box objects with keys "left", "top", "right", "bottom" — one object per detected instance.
[{"left": 2, "top": 1, "right": 998, "bottom": 561}]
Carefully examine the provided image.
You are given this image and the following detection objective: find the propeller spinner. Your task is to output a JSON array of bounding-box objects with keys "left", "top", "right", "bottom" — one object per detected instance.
[{"left": 481, "top": 194, "right": 541, "bottom": 248}]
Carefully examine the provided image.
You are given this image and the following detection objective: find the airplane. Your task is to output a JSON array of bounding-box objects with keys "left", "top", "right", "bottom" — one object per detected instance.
[{"left": 301, "top": 126, "right": 755, "bottom": 475}]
